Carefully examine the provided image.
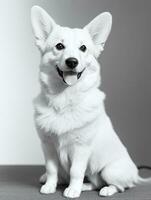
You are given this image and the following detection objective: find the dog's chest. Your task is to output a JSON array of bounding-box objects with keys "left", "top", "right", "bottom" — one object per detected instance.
[{"left": 34, "top": 90, "right": 104, "bottom": 135}]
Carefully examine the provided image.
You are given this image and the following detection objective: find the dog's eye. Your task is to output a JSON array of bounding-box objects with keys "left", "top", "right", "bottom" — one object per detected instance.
[
  {"left": 56, "top": 43, "right": 65, "bottom": 50},
  {"left": 79, "top": 45, "right": 87, "bottom": 52}
]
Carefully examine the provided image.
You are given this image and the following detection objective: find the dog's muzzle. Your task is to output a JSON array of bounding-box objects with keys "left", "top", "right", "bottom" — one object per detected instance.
[{"left": 56, "top": 66, "right": 85, "bottom": 86}]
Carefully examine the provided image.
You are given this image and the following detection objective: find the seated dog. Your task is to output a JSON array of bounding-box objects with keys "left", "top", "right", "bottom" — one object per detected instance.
[{"left": 31, "top": 6, "right": 151, "bottom": 198}]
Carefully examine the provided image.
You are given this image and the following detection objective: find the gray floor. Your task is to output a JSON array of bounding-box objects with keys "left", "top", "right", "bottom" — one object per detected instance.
[{"left": 0, "top": 166, "right": 151, "bottom": 200}]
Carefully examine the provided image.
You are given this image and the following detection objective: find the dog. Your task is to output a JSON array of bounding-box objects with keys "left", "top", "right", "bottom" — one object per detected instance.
[{"left": 31, "top": 6, "right": 151, "bottom": 198}]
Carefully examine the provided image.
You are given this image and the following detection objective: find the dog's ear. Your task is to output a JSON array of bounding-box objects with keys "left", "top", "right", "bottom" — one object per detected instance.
[
  {"left": 84, "top": 12, "right": 112, "bottom": 56},
  {"left": 31, "top": 6, "right": 56, "bottom": 51}
]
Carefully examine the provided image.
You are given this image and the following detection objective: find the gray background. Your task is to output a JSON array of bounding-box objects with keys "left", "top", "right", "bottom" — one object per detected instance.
[{"left": 0, "top": 0, "right": 150, "bottom": 165}]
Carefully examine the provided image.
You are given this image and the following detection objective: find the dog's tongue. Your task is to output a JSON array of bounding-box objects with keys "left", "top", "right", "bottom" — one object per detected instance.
[{"left": 63, "top": 71, "right": 77, "bottom": 86}]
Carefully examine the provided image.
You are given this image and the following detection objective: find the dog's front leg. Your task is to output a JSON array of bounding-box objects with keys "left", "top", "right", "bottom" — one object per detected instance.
[
  {"left": 63, "top": 147, "right": 89, "bottom": 198},
  {"left": 40, "top": 138, "right": 58, "bottom": 194}
]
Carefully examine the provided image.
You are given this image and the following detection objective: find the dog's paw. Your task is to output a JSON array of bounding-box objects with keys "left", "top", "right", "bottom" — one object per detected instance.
[
  {"left": 63, "top": 186, "right": 81, "bottom": 198},
  {"left": 99, "top": 185, "right": 118, "bottom": 196},
  {"left": 39, "top": 173, "right": 47, "bottom": 184},
  {"left": 40, "top": 183, "right": 56, "bottom": 194}
]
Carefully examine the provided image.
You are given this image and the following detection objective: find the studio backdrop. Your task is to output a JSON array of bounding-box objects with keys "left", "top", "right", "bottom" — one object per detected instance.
[{"left": 0, "top": 0, "right": 150, "bottom": 165}]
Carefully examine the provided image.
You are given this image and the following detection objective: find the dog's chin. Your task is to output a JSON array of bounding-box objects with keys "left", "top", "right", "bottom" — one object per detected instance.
[{"left": 56, "top": 66, "right": 85, "bottom": 86}]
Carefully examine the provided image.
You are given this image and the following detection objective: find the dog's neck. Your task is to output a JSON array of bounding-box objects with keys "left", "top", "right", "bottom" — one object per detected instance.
[
  {"left": 40, "top": 83, "right": 88, "bottom": 111},
  {"left": 38, "top": 61, "right": 101, "bottom": 111},
  {"left": 39, "top": 79, "right": 100, "bottom": 113}
]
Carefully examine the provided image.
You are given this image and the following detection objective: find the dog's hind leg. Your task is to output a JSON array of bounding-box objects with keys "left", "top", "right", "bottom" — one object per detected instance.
[
  {"left": 99, "top": 158, "right": 137, "bottom": 196},
  {"left": 82, "top": 183, "right": 97, "bottom": 191},
  {"left": 82, "top": 173, "right": 104, "bottom": 191},
  {"left": 99, "top": 185, "right": 119, "bottom": 196},
  {"left": 39, "top": 168, "right": 68, "bottom": 185},
  {"left": 39, "top": 173, "right": 46, "bottom": 184}
]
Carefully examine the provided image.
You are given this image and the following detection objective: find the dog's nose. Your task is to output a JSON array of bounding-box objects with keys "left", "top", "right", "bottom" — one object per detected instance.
[{"left": 65, "top": 57, "right": 78, "bottom": 69}]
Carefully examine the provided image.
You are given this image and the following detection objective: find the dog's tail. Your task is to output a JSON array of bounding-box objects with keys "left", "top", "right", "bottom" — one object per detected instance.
[
  {"left": 137, "top": 176, "right": 151, "bottom": 186},
  {"left": 136, "top": 165, "right": 151, "bottom": 186}
]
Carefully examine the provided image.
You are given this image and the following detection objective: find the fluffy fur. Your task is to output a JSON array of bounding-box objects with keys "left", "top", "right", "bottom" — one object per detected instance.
[{"left": 31, "top": 6, "right": 151, "bottom": 198}]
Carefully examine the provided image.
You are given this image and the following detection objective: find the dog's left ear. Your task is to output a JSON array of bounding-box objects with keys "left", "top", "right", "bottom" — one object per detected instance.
[{"left": 84, "top": 12, "right": 112, "bottom": 56}]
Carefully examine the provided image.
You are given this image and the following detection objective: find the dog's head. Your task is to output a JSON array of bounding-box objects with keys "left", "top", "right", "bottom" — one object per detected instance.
[{"left": 31, "top": 6, "right": 112, "bottom": 90}]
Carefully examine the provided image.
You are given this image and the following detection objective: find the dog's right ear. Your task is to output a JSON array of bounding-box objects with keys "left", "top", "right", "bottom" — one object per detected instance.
[{"left": 31, "top": 6, "right": 56, "bottom": 51}]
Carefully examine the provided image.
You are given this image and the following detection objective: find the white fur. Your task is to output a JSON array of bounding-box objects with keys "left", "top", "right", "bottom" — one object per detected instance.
[{"left": 31, "top": 6, "right": 151, "bottom": 198}]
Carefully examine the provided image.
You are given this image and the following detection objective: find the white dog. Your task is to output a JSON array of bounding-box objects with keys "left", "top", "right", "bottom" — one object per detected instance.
[{"left": 31, "top": 6, "right": 151, "bottom": 198}]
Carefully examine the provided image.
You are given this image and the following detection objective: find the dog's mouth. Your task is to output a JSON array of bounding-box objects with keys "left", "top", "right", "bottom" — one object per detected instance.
[{"left": 56, "top": 66, "right": 85, "bottom": 86}]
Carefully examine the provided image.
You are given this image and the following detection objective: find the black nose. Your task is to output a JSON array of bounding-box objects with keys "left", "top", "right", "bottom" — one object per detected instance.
[{"left": 65, "top": 57, "right": 78, "bottom": 69}]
